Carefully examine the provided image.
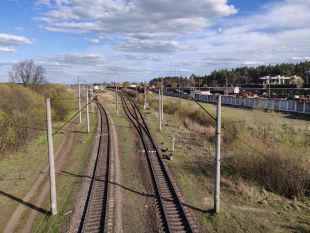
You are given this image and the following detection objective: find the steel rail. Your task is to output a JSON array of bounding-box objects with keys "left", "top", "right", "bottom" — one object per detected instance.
[
  {"left": 119, "top": 92, "right": 195, "bottom": 233},
  {"left": 78, "top": 100, "right": 112, "bottom": 233}
]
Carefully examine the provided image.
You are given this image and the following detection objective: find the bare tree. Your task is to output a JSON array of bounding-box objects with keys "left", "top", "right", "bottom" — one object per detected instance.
[{"left": 9, "top": 60, "right": 46, "bottom": 86}]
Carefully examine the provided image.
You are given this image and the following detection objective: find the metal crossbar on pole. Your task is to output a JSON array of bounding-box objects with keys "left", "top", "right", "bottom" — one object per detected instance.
[
  {"left": 214, "top": 95, "right": 221, "bottom": 213},
  {"left": 46, "top": 98, "right": 57, "bottom": 216}
]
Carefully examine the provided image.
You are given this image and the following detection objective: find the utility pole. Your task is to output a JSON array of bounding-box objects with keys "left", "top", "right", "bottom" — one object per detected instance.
[
  {"left": 214, "top": 95, "right": 221, "bottom": 213},
  {"left": 78, "top": 77, "right": 82, "bottom": 123},
  {"left": 86, "top": 86, "right": 90, "bottom": 133},
  {"left": 46, "top": 98, "right": 57, "bottom": 216},
  {"left": 159, "top": 88, "right": 162, "bottom": 131},
  {"left": 144, "top": 82, "right": 147, "bottom": 110},
  {"left": 91, "top": 91, "right": 94, "bottom": 113},
  {"left": 161, "top": 79, "right": 164, "bottom": 121},
  {"left": 172, "top": 135, "right": 175, "bottom": 152},
  {"left": 116, "top": 85, "right": 118, "bottom": 116}
]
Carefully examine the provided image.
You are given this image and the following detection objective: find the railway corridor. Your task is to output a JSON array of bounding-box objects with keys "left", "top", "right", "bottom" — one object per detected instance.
[{"left": 70, "top": 93, "right": 199, "bottom": 233}]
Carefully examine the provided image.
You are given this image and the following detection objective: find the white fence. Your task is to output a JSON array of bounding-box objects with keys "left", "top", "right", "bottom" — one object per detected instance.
[{"left": 165, "top": 92, "right": 310, "bottom": 115}]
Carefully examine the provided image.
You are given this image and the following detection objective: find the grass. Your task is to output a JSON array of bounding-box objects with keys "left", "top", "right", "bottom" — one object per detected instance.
[
  {"left": 0, "top": 124, "right": 64, "bottom": 229},
  {"left": 138, "top": 93, "right": 310, "bottom": 233},
  {"left": 30, "top": 112, "right": 97, "bottom": 233},
  {"left": 0, "top": 107, "right": 97, "bottom": 232},
  {"left": 98, "top": 92, "right": 155, "bottom": 233}
]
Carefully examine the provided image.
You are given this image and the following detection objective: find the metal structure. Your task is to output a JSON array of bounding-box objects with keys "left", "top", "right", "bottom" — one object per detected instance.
[
  {"left": 119, "top": 92, "right": 196, "bottom": 233},
  {"left": 165, "top": 92, "right": 310, "bottom": 115}
]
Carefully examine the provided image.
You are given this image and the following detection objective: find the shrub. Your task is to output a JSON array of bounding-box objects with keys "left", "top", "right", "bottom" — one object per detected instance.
[
  {"left": 223, "top": 143, "right": 310, "bottom": 198},
  {"left": 34, "top": 84, "right": 76, "bottom": 121},
  {"left": 0, "top": 84, "right": 45, "bottom": 155},
  {"left": 0, "top": 83, "right": 75, "bottom": 156}
]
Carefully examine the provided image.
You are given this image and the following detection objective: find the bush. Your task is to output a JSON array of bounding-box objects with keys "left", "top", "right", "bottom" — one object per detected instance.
[
  {"left": 224, "top": 143, "right": 310, "bottom": 198},
  {"left": 0, "top": 84, "right": 45, "bottom": 155},
  {"left": 0, "top": 84, "right": 75, "bottom": 156},
  {"left": 34, "top": 84, "right": 76, "bottom": 121}
]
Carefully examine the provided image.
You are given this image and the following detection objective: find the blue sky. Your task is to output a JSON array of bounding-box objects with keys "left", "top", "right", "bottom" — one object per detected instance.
[{"left": 0, "top": 0, "right": 309, "bottom": 84}]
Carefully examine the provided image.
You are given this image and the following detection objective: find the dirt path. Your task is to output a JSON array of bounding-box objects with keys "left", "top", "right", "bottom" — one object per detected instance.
[{"left": 4, "top": 127, "right": 76, "bottom": 233}]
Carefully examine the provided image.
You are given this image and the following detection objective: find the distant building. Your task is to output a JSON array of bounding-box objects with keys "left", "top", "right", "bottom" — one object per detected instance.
[{"left": 260, "top": 75, "right": 303, "bottom": 85}]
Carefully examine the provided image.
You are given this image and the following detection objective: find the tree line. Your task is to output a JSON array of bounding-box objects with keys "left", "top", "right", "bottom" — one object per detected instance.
[{"left": 150, "top": 61, "right": 310, "bottom": 87}]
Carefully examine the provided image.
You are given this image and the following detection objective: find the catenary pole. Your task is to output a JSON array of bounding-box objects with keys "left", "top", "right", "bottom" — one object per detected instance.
[
  {"left": 78, "top": 77, "right": 82, "bottom": 123},
  {"left": 159, "top": 88, "right": 162, "bottom": 131},
  {"left": 46, "top": 98, "right": 57, "bottom": 216},
  {"left": 116, "top": 85, "right": 118, "bottom": 116},
  {"left": 144, "top": 83, "right": 147, "bottom": 110},
  {"left": 91, "top": 91, "right": 94, "bottom": 113},
  {"left": 86, "top": 86, "right": 90, "bottom": 133},
  {"left": 161, "top": 79, "right": 164, "bottom": 121},
  {"left": 214, "top": 95, "right": 221, "bottom": 213}
]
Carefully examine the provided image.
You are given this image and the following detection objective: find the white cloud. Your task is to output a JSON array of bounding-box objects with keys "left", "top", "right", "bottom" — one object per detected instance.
[
  {"left": 84, "top": 37, "right": 100, "bottom": 44},
  {"left": 35, "top": 0, "right": 237, "bottom": 37},
  {"left": 0, "top": 46, "right": 15, "bottom": 53},
  {"left": 118, "top": 40, "right": 185, "bottom": 53},
  {"left": 0, "top": 33, "right": 32, "bottom": 54},
  {"left": 0, "top": 33, "right": 32, "bottom": 45},
  {"left": 47, "top": 52, "right": 105, "bottom": 65}
]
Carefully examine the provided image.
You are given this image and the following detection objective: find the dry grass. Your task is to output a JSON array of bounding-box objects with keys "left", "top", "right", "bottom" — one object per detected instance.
[{"left": 143, "top": 93, "right": 310, "bottom": 198}]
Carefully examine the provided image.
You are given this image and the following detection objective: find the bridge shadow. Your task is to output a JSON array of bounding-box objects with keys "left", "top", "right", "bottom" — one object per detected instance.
[{"left": 0, "top": 190, "right": 51, "bottom": 215}]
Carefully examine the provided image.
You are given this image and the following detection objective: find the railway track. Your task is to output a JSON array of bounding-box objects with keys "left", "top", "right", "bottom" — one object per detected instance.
[
  {"left": 119, "top": 92, "right": 197, "bottom": 233},
  {"left": 78, "top": 100, "right": 114, "bottom": 233}
]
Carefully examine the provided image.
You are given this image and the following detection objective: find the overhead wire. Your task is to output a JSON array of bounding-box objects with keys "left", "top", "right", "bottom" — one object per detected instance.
[
  {"left": 179, "top": 95, "right": 273, "bottom": 159},
  {"left": 53, "top": 94, "right": 98, "bottom": 135}
]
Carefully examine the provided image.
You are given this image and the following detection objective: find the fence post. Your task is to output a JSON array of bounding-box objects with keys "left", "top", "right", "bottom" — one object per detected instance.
[
  {"left": 46, "top": 98, "right": 57, "bottom": 216},
  {"left": 214, "top": 95, "right": 221, "bottom": 213},
  {"left": 286, "top": 100, "right": 289, "bottom": 111}
]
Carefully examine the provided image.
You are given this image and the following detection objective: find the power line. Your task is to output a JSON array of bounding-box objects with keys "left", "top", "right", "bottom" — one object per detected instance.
[
  {"left": 12, "top": 124, "right": 99, "bottom": 134},
  {"left": 186, "top": 95, "right": 273, "bottom": 160},
  {"left": 53, "top": 95, "right": 97, "bottom": 135}
]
